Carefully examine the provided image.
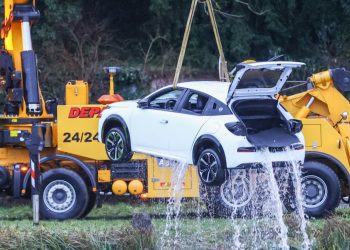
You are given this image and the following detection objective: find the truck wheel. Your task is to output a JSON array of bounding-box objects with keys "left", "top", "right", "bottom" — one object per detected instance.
[
  {"left": 202, "top": 183, "right": 253, "bottom": 218},
  {"left": 79, "top": 192, "right": 96, "bottom": 218},
  {"left": 302, "top": 161, "right": 341, "bottom": 217},
  {"left": 197, "top": 148, "right": 225, "bottom": 186},
  {"left": 105, "top": 127, "right": 132, "bottom": 163},
  {"left": 203, "top": 168, "right": 296, "bottom": 218},
  {"left": 201, "top": 169, "right": 253, "bottom": 218},
  {"left": 40, "top": 168, "right": 89, "bottom": 220}
]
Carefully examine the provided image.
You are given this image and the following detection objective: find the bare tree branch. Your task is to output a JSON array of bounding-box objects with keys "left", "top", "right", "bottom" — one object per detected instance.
[
  {"left": 234, "top": 0, "right": 270, "bottom": 15},
  {"left": 142, "top": 35, "right": 168, "bottom": 73}
]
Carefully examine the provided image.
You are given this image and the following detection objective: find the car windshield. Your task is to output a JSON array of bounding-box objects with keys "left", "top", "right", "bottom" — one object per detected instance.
[{"left": 236, "top": 69, "right": 283, "bottom": 89}]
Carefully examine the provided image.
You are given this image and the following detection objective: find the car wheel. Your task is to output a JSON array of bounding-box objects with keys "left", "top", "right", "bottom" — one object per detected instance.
[
  {"left": 301, "top": 161, "right": 341, "bottom": 217},
  {"left": 104, "top": 127, "right": 132, "bottom": 163},
  {"left": 40, "top": 168, "right": 89, "bottom": 220},
  {"left": 197, "top": 148, "right": 225, "bottom": 186}
]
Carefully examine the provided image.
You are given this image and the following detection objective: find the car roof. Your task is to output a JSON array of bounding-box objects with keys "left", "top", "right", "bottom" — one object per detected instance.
[{"left": 177, "top": 81, "right": 230, "bottom": 103}]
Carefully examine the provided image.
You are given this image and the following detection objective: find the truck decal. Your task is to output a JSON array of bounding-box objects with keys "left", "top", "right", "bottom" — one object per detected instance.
[{"left": 68, "top": 107, "right": 105, "bottom": 118}]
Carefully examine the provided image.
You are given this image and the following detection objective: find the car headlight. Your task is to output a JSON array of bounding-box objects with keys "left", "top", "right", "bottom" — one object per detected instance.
[{"left": 225, "top": 122, "right": 247, "bottom": 136}]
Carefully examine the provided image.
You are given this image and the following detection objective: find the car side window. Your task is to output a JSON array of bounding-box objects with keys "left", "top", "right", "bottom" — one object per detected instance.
[
  {"left": 182, "top": 92, "right": 209, "bottom": 114},
  {"left": 202, "top": 98, "right": 232, "bottom": 116},
  {"left": 149, "top": 89, "right": 183, "bottom": 110}
]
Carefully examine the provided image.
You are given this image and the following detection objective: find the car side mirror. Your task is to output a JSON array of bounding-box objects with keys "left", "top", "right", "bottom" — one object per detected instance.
[
  {"left": 137, "top": 99, "right": 149, "bottom": 109},
  {"left": 289, "top": 119, "right": 303, "bottom": 134}
]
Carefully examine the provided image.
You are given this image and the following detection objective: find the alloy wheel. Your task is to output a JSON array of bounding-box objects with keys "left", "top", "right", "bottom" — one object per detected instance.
[
  {"left": 198, "top": 152, "right": 218, "bottom": 183},
  {"left": 106, "top": 130, "right": 124, "bottom": 161}
]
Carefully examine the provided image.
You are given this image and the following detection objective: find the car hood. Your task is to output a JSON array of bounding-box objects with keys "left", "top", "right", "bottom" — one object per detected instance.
[{"left": 226, "top": 61, "right": 305, "bottom": 102}]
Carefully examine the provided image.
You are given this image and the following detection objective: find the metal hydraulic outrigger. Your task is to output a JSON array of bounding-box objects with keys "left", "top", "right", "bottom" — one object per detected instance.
[{"left": 24, "top": 124, "right": 44, "bottom": 224}]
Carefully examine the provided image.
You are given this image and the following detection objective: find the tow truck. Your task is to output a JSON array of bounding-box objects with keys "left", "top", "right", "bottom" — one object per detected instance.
[
  {"left": 0, "top": 0, "right": 199, "bottom": 220},
  {"left": 280, "top": 68, "right": 350, "bottom": 217},
  {"left": 3, "top": 0, "right": 349, "bottom": 221}
]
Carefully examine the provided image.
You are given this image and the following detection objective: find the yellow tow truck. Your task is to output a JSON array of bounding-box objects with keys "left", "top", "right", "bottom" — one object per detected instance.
[
  {"left": 280, "top": 68, "right": 350, "bottom": 217},
  {"left": 0, "top": 0, "right": 199, "bottom": 220}
]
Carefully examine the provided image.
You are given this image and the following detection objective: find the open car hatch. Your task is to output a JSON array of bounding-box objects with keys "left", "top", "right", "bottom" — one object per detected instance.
[{"left": 227, "top": 61, "right": 305, "bottom": 102}]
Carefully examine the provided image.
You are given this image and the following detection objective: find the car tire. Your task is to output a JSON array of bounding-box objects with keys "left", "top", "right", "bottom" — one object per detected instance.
[
  {"left": 301, "top": 161, "right": 341, "bottom": 217},
  {"left": 104, "top": 127, "right": 132, "bottom": 163},
  {"left": 197, "top": 148, "right": 226, "bottom": 186},
  {"left": 40, "top": 168, "right": 89, "bottom": 220}
]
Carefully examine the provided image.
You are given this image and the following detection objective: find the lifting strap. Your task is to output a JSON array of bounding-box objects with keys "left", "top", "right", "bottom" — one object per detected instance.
[{"left": 172, "top": 0, "right": 230, "bottom": 89}]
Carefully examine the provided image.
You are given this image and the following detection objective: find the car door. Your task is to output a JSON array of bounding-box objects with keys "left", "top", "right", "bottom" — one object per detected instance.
[
  {"left": 130, "top": 87, "right": 185, "bottom": 157},
  {"left": 167, "top": 90, "right": 211, "bottom": 162}
]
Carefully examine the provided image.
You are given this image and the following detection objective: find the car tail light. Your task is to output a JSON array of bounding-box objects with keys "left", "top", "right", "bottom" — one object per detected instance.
[
  {"left": 292, "top": 144, "right": 304, "bottom": 150},
  {"left": 225, "top": 122, "right": 247, "bottom": 136},
  {"left": 237, "top": 147, "right": 257, "bottom": 152},
  {"left": 289, "top": 119, "right": 303, "bottom": 134}
]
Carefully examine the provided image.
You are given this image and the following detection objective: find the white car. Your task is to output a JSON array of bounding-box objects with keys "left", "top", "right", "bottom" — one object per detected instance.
[{"left": 98, "top": 61, "right": 305, "bottom": 186}]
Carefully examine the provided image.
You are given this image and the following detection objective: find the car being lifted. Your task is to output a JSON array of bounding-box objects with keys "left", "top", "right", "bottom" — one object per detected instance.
[{"left": 98, "top": 61, "right": 306, "bottom": 187}]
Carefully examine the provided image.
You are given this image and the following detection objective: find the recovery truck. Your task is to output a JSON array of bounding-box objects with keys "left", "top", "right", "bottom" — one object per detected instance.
[
  {"left": 0, "top": 0, "right": 199, "bottom": 220},
  {"left": 280, "top": 68, "right": 350, "bottom": 217},
  {"left": 2, "top": 0, "right": 348, "bottom": 221}
]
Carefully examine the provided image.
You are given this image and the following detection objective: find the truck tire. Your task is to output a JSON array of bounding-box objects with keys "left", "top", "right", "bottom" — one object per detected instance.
[
  {"left": 302, "top": 161, "right": 341, "bottom": 217},
  {"left": 197, "top": 148, "right": 225, "bottom": 186},
  {"left": 79, "top": 192, "right": 96, "bottom": 218},
  {"left": 202, "top": 182, "right": 254, "bottom": 218},
  {"left": 40, "top": 168, "right": 89, "bottom": 220},
  {"left": 201, "top": 168, "right": 254, "bottom": 218},
  {"left": 202, "top": 168, "right": 298, "bottom": 218},
  {"left": 104, "top": 127, "right": 132, "bottom": 163}
]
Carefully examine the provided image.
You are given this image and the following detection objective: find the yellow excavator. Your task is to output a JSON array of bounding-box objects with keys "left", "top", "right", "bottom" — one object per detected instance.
[{"left": 280, "top": 68, "right": 350, "bottom": 217}]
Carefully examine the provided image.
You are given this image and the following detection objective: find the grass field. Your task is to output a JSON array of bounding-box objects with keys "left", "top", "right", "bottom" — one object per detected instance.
[{"left": 1, "top": 198, "right": 350, "bottom": 249}]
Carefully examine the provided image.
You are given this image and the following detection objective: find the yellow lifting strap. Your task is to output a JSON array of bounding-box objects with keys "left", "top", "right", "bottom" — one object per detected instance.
[{"left": 172, "top": 0, "right": 230, "bottom": 89}]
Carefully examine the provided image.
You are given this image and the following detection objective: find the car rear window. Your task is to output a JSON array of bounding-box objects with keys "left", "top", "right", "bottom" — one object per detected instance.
[{"left": 237, "top": 69, "right": 283, "bottom": 89}]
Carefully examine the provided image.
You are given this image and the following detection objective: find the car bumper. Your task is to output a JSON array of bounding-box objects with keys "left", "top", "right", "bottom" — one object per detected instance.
[{"left": 226, "top": 146, "right": 305, "bottom": 169}]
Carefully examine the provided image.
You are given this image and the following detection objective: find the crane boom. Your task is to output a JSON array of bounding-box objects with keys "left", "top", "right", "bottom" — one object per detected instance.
[{"left": 1, "top": 0, "right": 42, "bottom": 115}]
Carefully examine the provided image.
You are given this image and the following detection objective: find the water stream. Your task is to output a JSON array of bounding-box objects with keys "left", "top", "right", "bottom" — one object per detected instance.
[
  {"left": 160, "top": 160, "right": 188, "bottom": 249},
  {"left": 159, "top": 147, "right": 311, "bottom": 249}
]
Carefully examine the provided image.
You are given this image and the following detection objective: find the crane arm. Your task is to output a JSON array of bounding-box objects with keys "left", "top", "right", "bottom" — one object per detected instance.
[{"left": 0, "top": 0, "right": 41, "bottom": 115}]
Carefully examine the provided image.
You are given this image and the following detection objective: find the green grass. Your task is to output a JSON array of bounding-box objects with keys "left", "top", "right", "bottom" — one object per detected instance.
[{"left": 1, "top": 199, "right": 350, "bottom": 249}]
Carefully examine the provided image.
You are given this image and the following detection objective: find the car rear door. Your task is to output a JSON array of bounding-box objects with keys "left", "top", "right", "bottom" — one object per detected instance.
[{"left": 167, "top": 90, "right": 211, "bottom": 162}]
